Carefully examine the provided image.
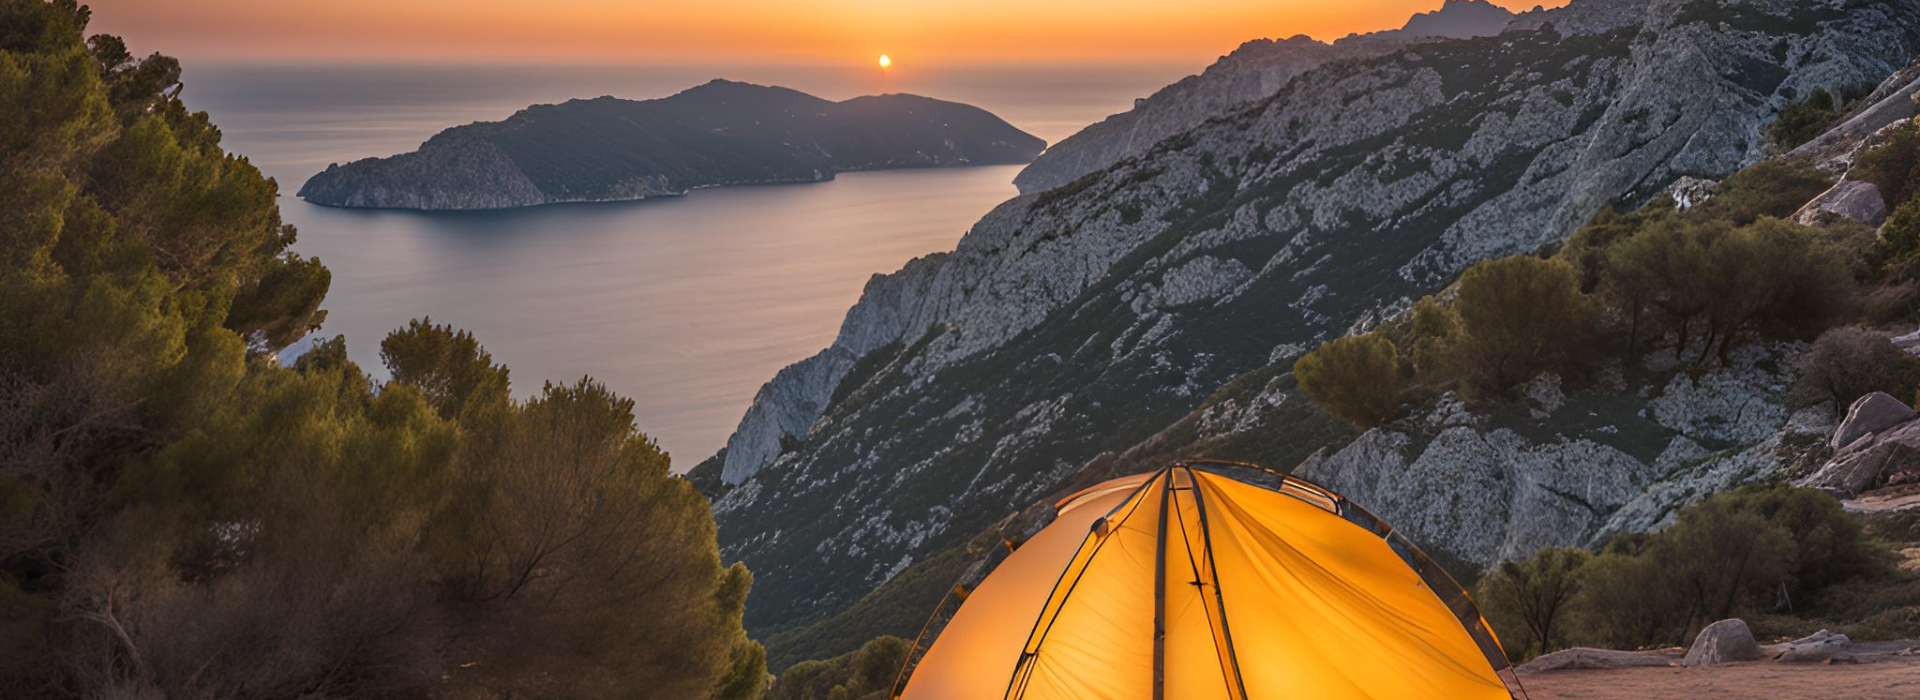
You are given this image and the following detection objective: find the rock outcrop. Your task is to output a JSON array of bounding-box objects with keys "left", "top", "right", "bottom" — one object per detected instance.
[
  {"left": 714, "top": 0, "right": 1920, "bottom": 636},
  {"left": 1800, "top": 392, "right": 1920, "bottom": 496},
  {"left": 299, "top": 80, "right": 1044, "bottom": 210},
  {"left": 1295, "top": 344, "right": 1831, "bottom": 566},
  {"left": 1010, "top": 0, "right": 1518, "bottom": 194},
  {"left": 1683, "top": 619, "right": 1763, "bottom": 666}
]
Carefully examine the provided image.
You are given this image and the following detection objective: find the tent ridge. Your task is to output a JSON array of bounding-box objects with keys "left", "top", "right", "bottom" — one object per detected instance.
[{"left": 1184, "top": 467, "right": 1251, "bottom": 700}]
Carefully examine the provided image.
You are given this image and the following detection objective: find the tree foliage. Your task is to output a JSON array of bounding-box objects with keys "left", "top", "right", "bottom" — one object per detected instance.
[
  {"left": 1445, "top": 256, "right": 1593, "bottom": 392},
  {"left": 1855, "top": 118, "right": 1920, "bottom": 208},
  {"left": 770, "top": 635, "right": 912, "bottom": 700},
  {"left": 1483, "top": 487, "right": 1897, "bottom": 654},
  {"left": 1475, "top": 547, "right": 1590, "bottom": 660},
  {"left": 1792, "top": 325, "right": 1920, "bottom": 409},
  {"left": 1293, "top": 333, "right": 1404, "bottom": 428},
  {"left": 381, "top": 317, "right": 510, "bottom": 420},
  {"left": 1766, "top": 87, "right": 1841, "bottom": 150},
  {"left": 0, "top": 3, "right": 762, "bottom": 698}
]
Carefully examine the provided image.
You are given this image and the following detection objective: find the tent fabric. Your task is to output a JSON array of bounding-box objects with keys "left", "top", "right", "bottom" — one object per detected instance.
[{"left": 899, "top": 463, "right": 1526, "bottom": 700}]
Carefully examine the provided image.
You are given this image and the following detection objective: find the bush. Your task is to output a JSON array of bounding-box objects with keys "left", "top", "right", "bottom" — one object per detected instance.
[
  {"left": 1855, "top": 118, "right": 1920, "bottom": 207},
  {"left": 1406, "top": 295, "right": 1459, "bottom": 381},
  {"left": 1695, "top": 159, "right": 1835, "bottom": 225},
  {"left": 771, "top": 635, "right": 913, "bottom": 700},
  {"left": 1876, "top": 197, "right": 1920, "bottom": 281},
  {"left": 1448, "top": 256, "right": 1593, "bottom": 392},
  {"left": 1768, "top": 87, "right": 1841, "bottom": 150},
  {"left": 1715, "top": 486, "right": 1892, "bottom": 605},
  {"left": 1475, "top": 547, "right": 1591, "bottom": 660},
  {"left": 1559, "top": 486, "right": 1893, "bottom": 650},
  {"left": 1792, "top": 326, "right": 1920, "bottom": 408},
  {"left": 1570, "top": 496, "right": 1795, "bottom": 648},
  {"left": 1293, "top": 333, "right": 1404, "bottom": 428},
  {"left": 1602, "top": 215, "right": 1853, "bottom": 363}
]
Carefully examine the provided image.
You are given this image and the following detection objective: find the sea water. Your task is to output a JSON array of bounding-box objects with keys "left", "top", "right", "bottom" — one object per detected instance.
[{"left": 185, "top": 61, "right": 1189, "bottom": 463}]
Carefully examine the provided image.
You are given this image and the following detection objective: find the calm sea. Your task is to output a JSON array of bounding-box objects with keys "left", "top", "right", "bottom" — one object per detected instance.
[{"left": 184, "top": 61, "right": 1192, "bottom": 464}]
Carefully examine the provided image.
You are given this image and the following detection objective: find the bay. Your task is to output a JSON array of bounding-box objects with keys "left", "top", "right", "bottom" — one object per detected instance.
[{"left": 184, "top": 61, "right": 1189, "bottom": 462}]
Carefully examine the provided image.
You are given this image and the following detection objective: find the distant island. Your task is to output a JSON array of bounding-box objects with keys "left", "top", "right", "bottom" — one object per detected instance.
[{"left": 298, "top": 79, "right": 1046, "bottom": 210}]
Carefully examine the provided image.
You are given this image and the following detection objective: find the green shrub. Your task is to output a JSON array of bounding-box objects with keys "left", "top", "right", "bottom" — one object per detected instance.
[
  {"left": 1571, "top": 497, "right": 1795, "bottom": 648},
  {"left": 1855, "top": 118, "right": 1920, "bottom": 207},
  {"left": 1293, "top": 333, "right": 1405, "bottom": 428},
  {"left": 771, "top": 635, "right": 913, "bottom": 700},
  {"left": 1696, "top": 159, "right": 1836, "bottom": 225},
  {"left": 1714, "top": 486, "right": 1892, "bottom": 603},
  {"left": 1406, "top": 295, "right": 1459, "bottom": 381},
  {"left": 1603, "top": 215, "right": 1853, "bottom": 363},
  {"left": 1475, "top": 547, "right": 1591, "bottom": 660},
  {"left": 1561, "top": 486, "right": 1893, "bottom": 650},
  {"left": 1448, "top": 256, "right": 1594, "bottom": 392},
  {"left": 1876, "top": 197, "right": 1920, "bottom": 280},
  {"left": 1792, "top": 325, "right": 1920, "bottom": 408},
  {"left": 1767, "top": 87, "right": 1842, "bottom": 150}
]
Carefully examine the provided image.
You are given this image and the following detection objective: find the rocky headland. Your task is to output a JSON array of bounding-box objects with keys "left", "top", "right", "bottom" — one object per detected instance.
[{"left": 298, "top": 80, "right": 1045, "bottom": 210}]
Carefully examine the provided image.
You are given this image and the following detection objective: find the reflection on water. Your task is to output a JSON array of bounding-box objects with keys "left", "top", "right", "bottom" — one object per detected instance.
[
  {"left": 184, "top": 61, "right": 1187, "bottom": 461},
  {"left": 285, "top": 169, "right": 1016, "bottom": 462}
]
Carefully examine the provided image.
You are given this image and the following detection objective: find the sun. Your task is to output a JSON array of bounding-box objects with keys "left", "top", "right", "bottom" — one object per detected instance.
[{"left": 877, "top": 54, "right": 892, "bottom": 69}]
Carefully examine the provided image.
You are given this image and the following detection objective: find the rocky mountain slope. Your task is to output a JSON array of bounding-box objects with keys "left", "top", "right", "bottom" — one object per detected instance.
[
  {"left": 1009, "top": 0, "right": 1517, "bottom": 194},
  {"left": 297, "top": 80, "right": 1044, "bottom": 210},
  {"left": 709, "top": 0, "right": 1920, "bottom": 639}
]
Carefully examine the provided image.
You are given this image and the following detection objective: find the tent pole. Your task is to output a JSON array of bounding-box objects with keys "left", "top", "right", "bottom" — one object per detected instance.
[
  {"left": 1185, "top": 469, "right": 1250, "bottom": 700},
  {"left": 1152, "top": 469, "right": 1171, "bottom": 700}
]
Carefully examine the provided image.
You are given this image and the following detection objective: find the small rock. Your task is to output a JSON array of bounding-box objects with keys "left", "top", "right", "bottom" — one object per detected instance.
[
  {"left": 1775, "top": 630, "right": 1851, "bottom": 664},
  {"left": 1832, "top": 392, "right": 1918, "bottom": 451},
  {"left": 1683, "top": 619, "right": 1763, "bottom": 666},
  {"left": 1670, "top": 176, "right": 1718, "bottom": 210},
  {"left": 1517, "top": 647, "right": 1675, "bottom": 673},
  {"left": 1895, "top": 329, "right": 1920, "bottom": 352}
]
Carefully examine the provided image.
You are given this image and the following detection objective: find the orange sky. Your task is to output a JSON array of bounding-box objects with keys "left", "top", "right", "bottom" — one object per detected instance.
[{"left": 85, "top": 0, "right": 1569, "bottom": 66}]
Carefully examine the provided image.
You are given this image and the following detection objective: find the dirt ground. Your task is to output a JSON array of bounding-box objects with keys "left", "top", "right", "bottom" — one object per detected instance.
[{"left": 1518, "top": 656, "right": 1920, "bottom": 699}]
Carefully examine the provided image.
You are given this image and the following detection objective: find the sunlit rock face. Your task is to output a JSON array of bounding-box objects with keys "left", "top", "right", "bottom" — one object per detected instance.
[
  {"left": 1010, "top": 0, "right": 1520, "bottom": 195},
  {"left": 713, "top": 0, "right": 1920, "bottom": 635},
  {"left": 1297, "top": 343, "right": 1833, "bottom": 568}
]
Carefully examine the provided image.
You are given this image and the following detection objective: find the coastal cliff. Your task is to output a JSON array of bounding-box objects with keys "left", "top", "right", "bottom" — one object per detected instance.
[{"left": 709, "top": 0, "right": 1920, "bottom": 642}]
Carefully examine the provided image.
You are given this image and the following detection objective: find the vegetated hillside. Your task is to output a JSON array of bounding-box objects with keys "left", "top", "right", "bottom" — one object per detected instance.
[
  {"left": 761, "top": 47, "right": 1920, "bottom": 674},
  {"left": 0, "top": 3, "right": 762, "bottom": 698},
  {"left": 708, "top": 0, "right": 1920, "bottom": 658},
  {"left": 297, "top": 79, "right": 1045, "bottom": 210},
  {"left": 1010, "top": 0, "right": 1517, "bottom": 194}
]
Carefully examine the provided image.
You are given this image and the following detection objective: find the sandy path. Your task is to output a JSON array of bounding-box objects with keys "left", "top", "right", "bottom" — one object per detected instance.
[{"left": 1518, "top": 657, "right": 1920, "bottom": 699}]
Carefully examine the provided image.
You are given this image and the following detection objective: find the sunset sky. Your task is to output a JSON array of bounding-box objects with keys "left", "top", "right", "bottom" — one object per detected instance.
[{"left": 88, "top": 0, "right": 1569, "bottom": 66}]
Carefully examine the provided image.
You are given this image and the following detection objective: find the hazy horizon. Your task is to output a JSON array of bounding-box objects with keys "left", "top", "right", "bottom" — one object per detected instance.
[{"left": 86, "top": 0, "right": 1572, "bottom": 66}]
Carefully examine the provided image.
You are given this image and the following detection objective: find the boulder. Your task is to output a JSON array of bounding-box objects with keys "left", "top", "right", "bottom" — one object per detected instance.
[
  {"left": 1775, "top": 630, "right": 1852, "bottom": 664},
  {"left": 1830, "top": 392, "right": 1917, "bottom": 451},
  {"left": 1794, "top": 180, "right": 1890, "bottom": 228},
  {"left": 1682, "top": 619, "right": 1763, "bottom": 666},
  {"left": 1802, "top": 418, "right": 1920, "bottom": 496},
  {"left": 1517, "top": 647, "right": 1675, "bottom": 673},
  {"left": 1895, "top": 329, "right": 1920, "bottom": 354}
]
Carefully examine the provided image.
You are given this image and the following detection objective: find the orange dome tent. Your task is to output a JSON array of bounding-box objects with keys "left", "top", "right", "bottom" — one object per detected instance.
[{"left": 896, "top": 462, "right": 1527, "bottom": 700}]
